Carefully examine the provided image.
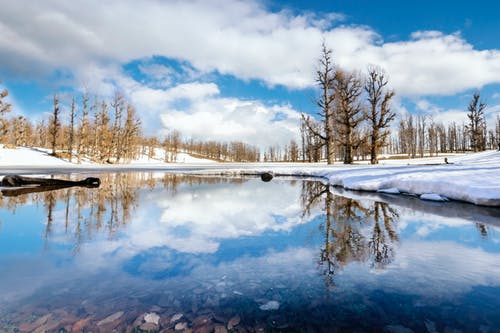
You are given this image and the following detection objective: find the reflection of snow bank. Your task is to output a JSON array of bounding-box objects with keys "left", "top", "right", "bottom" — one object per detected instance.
[
  {"left": 378, "top": 188, "right": 400, "bottom": 194},
  {"left": 420, "top": 193, "right": 448, "bottom": 202}
]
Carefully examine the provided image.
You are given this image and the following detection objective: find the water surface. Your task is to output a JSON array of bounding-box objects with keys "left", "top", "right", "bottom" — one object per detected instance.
[{"left": 0, "top": 173, "right": 499, "bottom": 332}]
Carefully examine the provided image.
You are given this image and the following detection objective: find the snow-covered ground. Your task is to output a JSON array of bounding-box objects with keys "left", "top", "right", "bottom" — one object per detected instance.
[{"left": 0, "top": 145, "right": 499, "bottom": 207}]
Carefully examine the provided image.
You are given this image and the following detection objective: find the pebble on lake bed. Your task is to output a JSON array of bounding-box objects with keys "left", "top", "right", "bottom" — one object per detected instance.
[
  {"left": 259, "top": 300, "right": 280, "bottom": 311},
  {"left": 144, "top": 312, "right": 160, "bottom": 325},
  {"left": 171, "top": 313, "right": 184, "bottom": 323},
  {"left": 227, "top": 315, "right": 240, "bottom": 329},
  {"left": 175, "top": 322, "right": 188, "bottom": 330}
]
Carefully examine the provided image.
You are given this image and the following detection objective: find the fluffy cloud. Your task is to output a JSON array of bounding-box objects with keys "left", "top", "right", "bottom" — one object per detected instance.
[
  {"left": 159, "top": 93, "right": 301, "bottom": 148},
  {"left": 2, "top": 0, "right": 500, "bottom": 95},
  {"left": 2, "top": 0, "right": 500, "bottom": 148},
  {"left": 414, "top": 97, "right": 500, "bottom": 128},
  {"left": 68, "top": 61, "right": 301, "bottom": 147}
]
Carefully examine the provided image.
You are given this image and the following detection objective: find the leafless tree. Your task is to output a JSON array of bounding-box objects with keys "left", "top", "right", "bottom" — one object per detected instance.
[
  {"left": 67, "top": 97, "right": 76, "bottom": 162},
  {"left": 333, "top": 69, "right": 365, "bottom": 164},
  {"left": 122, "top": 104, "right": 141, "bottom": 162},
  {"left": 364, "top": 66, "right": 395, "bottom": 164},
  {"left": 466, "top": 92, "right": 487, "bottom": 152},
  {"left": 110, "top": 91, "right": 125, "bottom": 162},
  {"left": 77, "top": 92, "right": 90, "bottom": 163},
  {"left": 0, "top": 87, "right": 12, "bottom": 143},
  {"left": 300, "top": 114, "right": 324, "bottom": 162},
  {"left": 302, "top": 42, "right": 336, "bottom": 163},
  {"left": 496, "top": 115, "right": 500, "bottom": 151},
  {"left": 49, "top": 94, "right": 61, "bottom": 156}
]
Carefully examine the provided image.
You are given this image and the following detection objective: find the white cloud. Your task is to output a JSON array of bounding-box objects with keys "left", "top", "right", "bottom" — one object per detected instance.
[
  {"left": 68, "top": 61, "right": 301, "bottom": 146},
  {"left": 413, "top": 98, "right": 500, "bottom": 128},
  {"left": 138, "top": 63, "right": 176, "bottom": 88},
  {"left": 415, "top": 99, "right": 467, "bottom": 124},
  {"left": 2, "top": 0, "right": 500, "bottom": 147},
  {"left": 160, "top": 94, "right": 301, "bottom": 149},
  {"left": 2, "top": 0, "right": 500, "bottom": 96}
]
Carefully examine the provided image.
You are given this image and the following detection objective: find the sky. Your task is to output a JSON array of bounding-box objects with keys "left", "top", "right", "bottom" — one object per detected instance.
[{"left": 1, "top": 0, "right": 500, "bottom": 149}]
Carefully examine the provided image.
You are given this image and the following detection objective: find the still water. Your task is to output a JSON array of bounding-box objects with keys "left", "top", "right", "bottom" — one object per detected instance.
[{"left": 0, "top": 173, "right": 499, "bottom": 332}]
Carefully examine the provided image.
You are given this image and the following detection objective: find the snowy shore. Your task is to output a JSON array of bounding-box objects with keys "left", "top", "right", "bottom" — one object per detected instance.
[{"left": 0, "top": 146, "right": 499, "bottom": 207}]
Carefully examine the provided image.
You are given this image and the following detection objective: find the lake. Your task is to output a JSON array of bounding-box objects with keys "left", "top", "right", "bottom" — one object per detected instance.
[{"left": 0, "top": 172, "right": 499, "bottom": 332}]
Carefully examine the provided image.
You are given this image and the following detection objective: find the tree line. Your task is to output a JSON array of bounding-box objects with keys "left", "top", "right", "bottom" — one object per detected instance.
[{"left": 0, "top": 88, "right": 261, "bottom": 163}]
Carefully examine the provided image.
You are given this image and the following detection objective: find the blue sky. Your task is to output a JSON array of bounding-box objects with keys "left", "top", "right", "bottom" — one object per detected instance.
[{"left": 1, "top": 0, "right": 499, "bottom": 148}]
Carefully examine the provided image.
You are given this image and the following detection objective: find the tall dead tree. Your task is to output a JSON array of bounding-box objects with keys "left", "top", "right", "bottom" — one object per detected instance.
[
  {"left": 68, "top": 96, "right": 76, "bottom": 162},
  {"left": 496, "top": 115, "right": 500, "bottom": 151},
  {"left": 333, "top": 69, "right": 365, "bottom": 164},
  {"left": 316, "top": 42, "right": 336, "bottom": 164},
  {"left": 300, "top": 114, "right": 323, "bottom": 162},
  {"left": 466, "top": 92, "right": 487, "bottom": 152},
  {"left": 417, "top": 115, "right": 426, "bottom": 158},
  {"left": 122, "top": 104, "right": 141, "bottom": 162},
  {"left": 0, "top": 87, "right": 12, "bottom": 143},
  {"left": 110, "top": 91, "right": 125, "bottom": 162},
  {"left": 302, "top": 42, "right": 336, "bottom": 164},
  {"left": 364, "top": 66, "right": 395, "bottom": 164},
  {"left": 77, "top": 92, "right": 89, "bottom": 163},
  {"left": 49, "top": 94, "right": 61, "bottom": 156}
]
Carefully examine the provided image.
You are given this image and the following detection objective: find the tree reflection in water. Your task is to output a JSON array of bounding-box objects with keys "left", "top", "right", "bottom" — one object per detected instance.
[
  {"left": 301, "top": 180, "right": 400, "bottom": 289},
  {"left": 0, "top": 173, "right": 242, "bottom": 254}
]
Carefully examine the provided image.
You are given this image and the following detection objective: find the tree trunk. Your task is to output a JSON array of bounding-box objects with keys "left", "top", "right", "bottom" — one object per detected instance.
[{"left": 370, "top": 130, "right": 378, "bottom": 164}]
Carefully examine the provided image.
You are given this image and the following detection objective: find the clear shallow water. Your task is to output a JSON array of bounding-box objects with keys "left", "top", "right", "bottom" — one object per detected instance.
[{"left": 0, "top": 173, "right": 499, "bottom": 332}]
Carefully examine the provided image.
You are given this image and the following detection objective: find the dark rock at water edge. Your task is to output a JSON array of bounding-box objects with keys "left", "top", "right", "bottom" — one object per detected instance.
[{"left": 260, "top": 173, "right": 273, "bottom": 182}]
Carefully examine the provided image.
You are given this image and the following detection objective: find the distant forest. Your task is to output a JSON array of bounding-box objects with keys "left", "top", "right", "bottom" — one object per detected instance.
[{"left": 1, "top": 45, "right": 499, "bottom": 164}]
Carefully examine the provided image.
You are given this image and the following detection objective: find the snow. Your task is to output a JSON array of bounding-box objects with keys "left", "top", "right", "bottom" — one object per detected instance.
[
  {"left": 0, "top": 146, "right": 74, "bottom": 167},
  {"left": 129, "top": 151, "right": 216, "bottom": 165},
  {"left": 0, "top": 145, "right": 499, "bottom": 207}
]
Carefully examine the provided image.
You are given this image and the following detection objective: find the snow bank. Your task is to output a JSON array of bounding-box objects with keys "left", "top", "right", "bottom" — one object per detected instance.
[{"left": 0, "top": 146, "right": 73, "bottom": 167}]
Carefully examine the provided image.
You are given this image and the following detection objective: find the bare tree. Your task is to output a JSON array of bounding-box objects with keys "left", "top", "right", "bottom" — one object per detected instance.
[
  {"left": 11, "top": 116, "right": 27, "bottom": 146},
  {"left": 496, "top": 115, "right": 500, "bottom": 151},
  {"left": 122, "top": 104, "right": 141, "bottom": 162},
  {"left": 68, "top": 96, "right": 76, "bottom": 162},
  {"left": 0, "top": 87, "right": 12, "bottom": 143},
  {"left": 333, "top": 69, "right": 365, "bottom": 164},
  {"left": 77, "top": 92, "right": 89, "bottom": 163},
  {"left": 49, "top": 94, "right": 61, "bottom": 156},
  {"left": 288, "top": 139, "right": 299, "bottom": 162},
  {"left": 96, "top": 100, "right": 111, "bottom": 162},
  {"left": 466, "top": 92, "right": 487, "bottom": 152},
  {"left": 417, "top": 115, "right": 426, "bottom": 158},
  {"left": 300, "top": 114, "right": 323, "bottom": 162},
  {"left": 110, "top": 91, "right": 125, "bottom": 162},
  {"left": 302, "top": 43, "right": 336, "bottom": 163},
  {"left": 316, "top": 42, "right": 336, "bottom": 164},
  {"left": 364, "top": 66, "right": 395, "bottom": 164}
]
